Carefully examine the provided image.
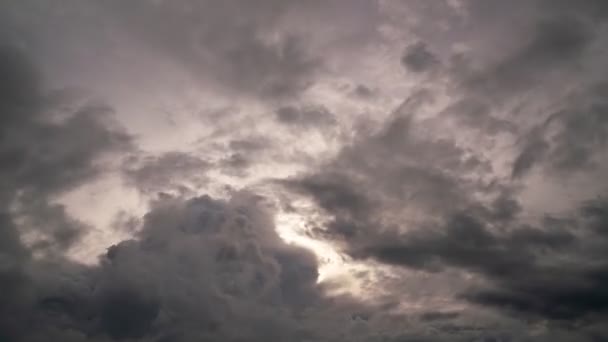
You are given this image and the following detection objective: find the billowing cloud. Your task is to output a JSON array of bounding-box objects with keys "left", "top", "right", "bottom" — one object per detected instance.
[
  {"left": 2, "top": 0, "right": 608, "bottom": 341},
  {"left": 1, "top": 191, "right": 314, "bottom": 341}
]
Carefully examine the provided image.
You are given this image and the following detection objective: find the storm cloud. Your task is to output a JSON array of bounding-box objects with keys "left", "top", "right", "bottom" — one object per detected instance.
[{"left": 2, "top": 1, "right": 608, "bottom": 341}]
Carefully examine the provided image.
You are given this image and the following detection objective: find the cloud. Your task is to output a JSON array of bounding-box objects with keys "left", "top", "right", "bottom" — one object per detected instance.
[
  {"left": 277, "top": 2, "right": 608, "bottom": 337},
  {"left": 401, "top": 42, "right": 439, "bottom": 73},
  {"left": 466, "top": 16, "right": 592, "bottom": 94},
  {"left": 228, "top": 137, "right": 271, "bottom": 153},
  {"left": 1, "top": 189, "right": 404, "bottom": 341},
  {"left": 511, "top": 82, "right": 608, "bottom": 178},
  {"left": 275, "top": 104, "right": 336, "bottom": 128},
  {"left": 122, "top": 152, "right": 209, "bottom": 195},
  {"left": 99, "top": 193, "right": 321, "bottom": 339},
  {"left": 3, "top": 0, "right": 608, "bottom": 341},
  {"left": 419, "top": 310, "right": 461, "bottom": 322},
  {"left": 0, "top": 45, "right": 131, "bottom": 254},
  {"left": 219, "top": 152, "right": 252, "bottom": 177},
  {"left": 351, "top": 84, "right": 377, "bottom": 99},
  {"left": 283, "top": 100, "right": 497, "bottom": 243},
  {"left": 285, "top": 102, "right": 608, "bottom": 333},
  {"left": 100, "top": 0, "right": 323, "bottom": 98},
  {"left": 511, "top": 130, "right": 549, "bottom": 179},
  {"left": 441, "top": 98, "right": 518, "bottom": 136}
]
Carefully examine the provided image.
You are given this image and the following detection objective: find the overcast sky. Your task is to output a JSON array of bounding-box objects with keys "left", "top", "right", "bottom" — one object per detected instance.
[{"left": 2, "top": 1, "right": 608, "bottom": 341}]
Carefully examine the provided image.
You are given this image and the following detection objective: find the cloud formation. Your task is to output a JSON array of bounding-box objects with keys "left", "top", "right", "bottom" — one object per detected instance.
[
  {"left": 2, "top": 0, "right": 608, "bottom": 341},
  {"left": 0, "top": 45, "right": 131, "bottom": 255},
  {"left": 100, "top": 0, "right": 323, "bottom": 98}
]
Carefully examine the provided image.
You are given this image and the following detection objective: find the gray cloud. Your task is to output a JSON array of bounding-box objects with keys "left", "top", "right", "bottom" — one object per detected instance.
[
  {"left": 351, "top": 84, "right": 377, "bottom": 99},
  {"left": 0, "top": 44, "right": 132, "bottom": 340},
  {"left": 441, "top": 98, "right": 518, "bottom": 136},
  {"left": 465, "top": 15, "right": 593, "bottom": 95},
  {"left": 277, "top": 3, "right": 608, "bottom": 338},
  {"left": 228, "top": 137, "right": 271, "bottom": 153},
  {"left": 123, "top": 152, "right": 209, "bottom": 195},
  {"left": 401, "top": 41, "right": 439, "bottom": 73},
  {"left": 0, "top": 45, "right": 131, "bottom": 255},
  {"left": 511, "top": 82, "right": 608, "bottom": 178},
  {"left": 286, "top": 105, "right": 608, "bottom": 335},
  {"left": 2, "top": 189, "right": 418, "bottom": 341},
  {"left": 100, "top": 0, "right": 322, "bottom": 98},
  {"left": 3, "top": 0, "right": 608, "bottom": 341},
  {"left": 219, "top": 153, "right": 252, "bottom": 177},
  {"left": 284, "top": 101, "right": 497, "bottom": 241},
  {"left": 459, "top": 207, "right": 608, "bottom": 322},
  {"left": 419, "top": 311, "right": 460, "bottom": 322},
  {"left": 276, "top": 104, "right": 336, "bottom": 128},
  {"left": 511, "top": 130, "right": 549, "bottom": 179}
]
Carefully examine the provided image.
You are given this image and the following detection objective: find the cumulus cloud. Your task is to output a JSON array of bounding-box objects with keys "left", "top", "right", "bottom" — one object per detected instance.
[{"left": 1, "top": 191, "right": 313, "bottom": 341}]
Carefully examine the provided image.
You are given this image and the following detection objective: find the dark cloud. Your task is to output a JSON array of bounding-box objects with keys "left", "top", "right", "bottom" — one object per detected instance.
[
  {"left": 0, "top": 44, "right": 138, "bottom": 341},
  {"left": 352, "top": 84, "right": 377, "bottom": 99},
  {"left": 228, "top": 137, "right": 271, "bottom": 153},
  {"left": 441, "top": 99, "right": 518, "bottom": 136},
  {"left": 359, "top": 210, "right": 579, "bottom": 277},
  {"left": 0, "top": 54, "right": 526, "bottom": 336},
  {"left": 285, "top": 110, "right": 608, "bottom": 337},
  {"left": 456, "top": 0, "right": 606, "bottom": 101},
  {"left": 18, "top": 200, "right": 89, "bottom": 252},
  {"left": 0, "top": 45, "right": 42, "bottom": 121},
  {"left": 466, "top": 15, "right": 592, "bottom": 97},
  {"left": 0, "top": 190, "right": 394, "bottom": 341},
  {"left": 419, "top": 311, "right": 460, "bottom": 322},
  {"left": 279, "top": 1, "right": 608, "bottom": 333},
  {"left": 544, "top": 84, "right": 608, "bottom": 174},
  {"left": 512, "top": 82, "right": 608, "bottom": 178},
  {"left": 288, "top": 109, "right": 608, "bottom": 327},
  {"left": 511, "top": 131, "right": 549, "bottom": 179},
  {"left": 98, "top": 285, "right": 160, "bottom": 339},
  {"left": 401, "top": 41, "right": 439, "bottom": 73},
  {"left": 449, "top": 204, "right": 608, "bottom": 323},
  {"left": 284, "top": 100, "right": 497, "bottom": 244},
  {"left": 275, "top": 104, "right": 336, "bottom": 128},
  {"left": 3, "top": 0, "right": 608, "bottom": 341},
  {"left": 0, "top": 45, "right": 131, "bottom": 254},
  {"left": 581, "top": 197, "right": 608, "bottom": 235},
  {"left": 288, "top": 175, "right": 374, "bottom": 219},
  {"left": 219, "top": 153, "right": 252, "bottom": 177},
  {"left": 542, "top": 0, "right": 608, "bottom": 21}
]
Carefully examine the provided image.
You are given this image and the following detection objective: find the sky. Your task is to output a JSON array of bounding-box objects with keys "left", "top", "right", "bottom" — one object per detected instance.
[{"left": 1, "top": 0, "right": 608, "bottom": 341}]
